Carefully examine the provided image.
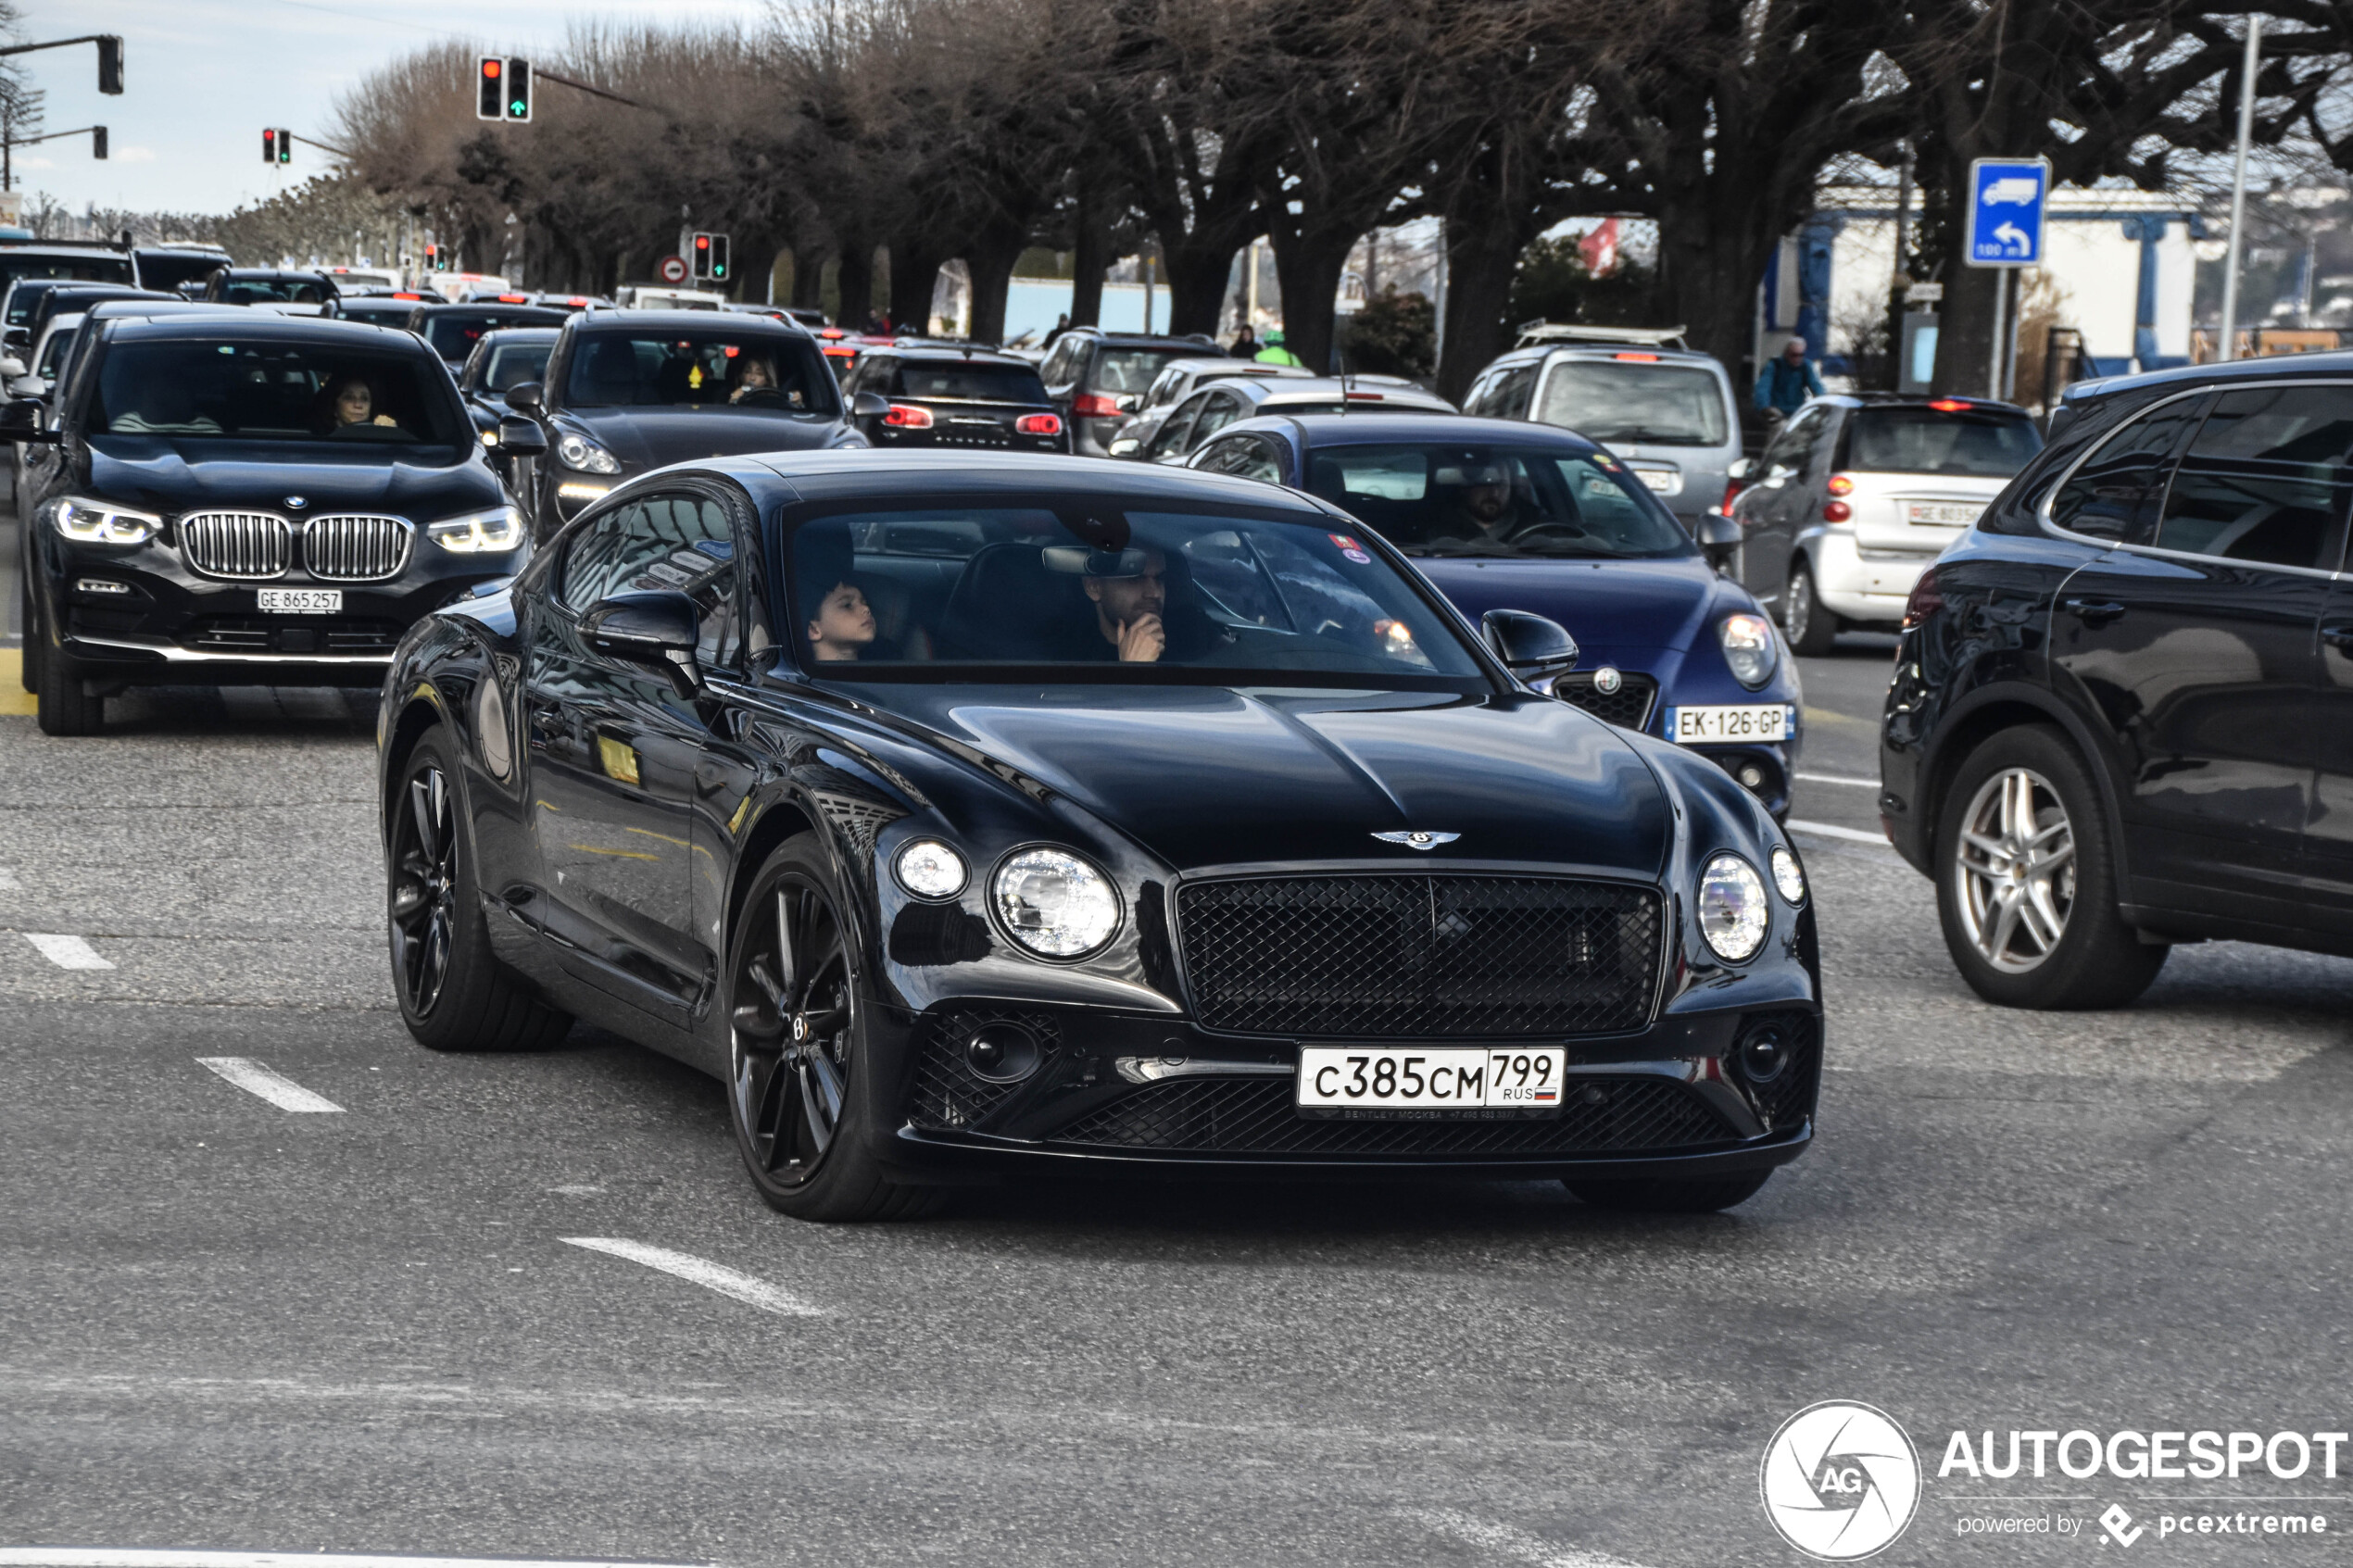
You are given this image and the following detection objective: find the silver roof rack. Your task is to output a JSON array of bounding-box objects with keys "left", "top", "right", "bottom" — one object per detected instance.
[{"left": 1513, "top": 321, "right": 1692, "bottom": 352}]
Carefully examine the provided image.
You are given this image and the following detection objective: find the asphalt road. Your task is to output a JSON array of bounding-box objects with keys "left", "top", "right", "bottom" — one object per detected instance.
[{"left": 4, "top": 504, "right": 2351, "bottom": 1568}]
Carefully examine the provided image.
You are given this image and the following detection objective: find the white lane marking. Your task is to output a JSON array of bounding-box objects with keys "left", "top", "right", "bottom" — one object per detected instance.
[
  {"left": 0, "top": 1554, "right": 708, "bottom": 1568},
  {"left": 195, "top": 1058, "right": 346, "bottom": 1113},
  {"left": 1786, "top": 817, "right": 1891, "bottom": 847},
  {"left": 1400, "top": 1508, "right": 1656, "bottom": 1568},
  {"left": 1794, "top": 771, "right": 1876, "bottom": 788},
  {"left": 24, "top": 934, "right": 111, "bottom": 970},
  {"left": 561, "top": 1236, "right": 824, "bottom": 1317}
]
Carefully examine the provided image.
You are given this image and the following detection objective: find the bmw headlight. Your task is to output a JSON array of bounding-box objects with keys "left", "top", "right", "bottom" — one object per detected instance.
[
  {"left": 556, "top": 432, "right": 623, "bottom": 473},
  {"left": 48, "top": 496, "right": 161, "bottom": 546},
  {"left": 1770, "top": 845, "right": 1807, "bottom": 905},
  {"left": 426, "top": 505, "right": 526, "bottom": 554},
  {"left": 993, "top": 847, "right": 1119, "bottom": 958},
  {"left": 1696, "top": 853, "right": 1768, "bottom": 962},
  {"left": 894, "top": 839, "right": 968, "bottom": 900},
  {"left": 1719, "top": 612, "right": 1778, "bottom": 689}
]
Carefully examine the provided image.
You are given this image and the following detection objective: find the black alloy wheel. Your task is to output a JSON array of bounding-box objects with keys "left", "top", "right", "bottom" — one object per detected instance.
[
  {"left": 34, "top": 640, "right": 98, "bottom": 735},
  {"left": 388, "top": 730, "right": 572, "bottom": 1051},
  {"left": 727, "top": 834, "right": 937, "bottom": 1221},
  {"left": 1567, "top": 1172, "right": 1772, "bottom": 1213},
  {"left": 1782, "top": 559, "right": 1837, "bottom": 658}
]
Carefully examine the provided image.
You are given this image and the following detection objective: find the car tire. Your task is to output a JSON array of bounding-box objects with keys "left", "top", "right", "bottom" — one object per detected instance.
[
  {"left": 1567, "top": 1172, "right": 1771, "bottom": 1212},
  {"left": 726, "top": 833, "right": 940, "bottom": 1222},
  {"left": 1934, "top": 724, "right": 2166, "bottom": 1010},
  {"left": 34, "top": 641, "right": 99, "bottom": 735},
  {"left": 388, "top": 730, "right": 573, "bottom": 1052},
  {"left": 1783, "top": 559, "right": 1838, "bottom": 657}
]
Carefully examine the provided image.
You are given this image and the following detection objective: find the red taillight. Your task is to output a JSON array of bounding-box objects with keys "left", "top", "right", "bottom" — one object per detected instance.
[
  {"left": 1927, "top": 397, "right": 1971, "bottom": 412},
  {"left": 1016, "top": 412, "right": 1063, "bottom": 435},
  {"left": 883, "top": 403, "right": 934, "bottom": 428},
  {"left": 1903, "top": 566, "right": 1943, "bottom": 630},
  {"left": 1826, "top": 473, "right": 1854, "bottom": 496},
  {"left": 1073, "top": 393, "right": 1125, "bottom": 419},
  {"left": 1612, "top": 351, "right": 1661, "bottom": 362},
  {"left": 1344, "top": 391, "right": 1386, "bottom": 401},
  {"left": 497, "top": 293, "right": 529, "bottom": 303},
  {"left": 1718, "top": 480, "right": 1746, "bottom": 514},
  {"left": 1823, "top": 500, "right": 1852, "bottom": 522}
]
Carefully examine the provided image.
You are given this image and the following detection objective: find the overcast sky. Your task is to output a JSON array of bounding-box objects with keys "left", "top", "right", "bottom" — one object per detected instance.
[{"left": 17, "top": 0, "right": 773, "bottom": 218}]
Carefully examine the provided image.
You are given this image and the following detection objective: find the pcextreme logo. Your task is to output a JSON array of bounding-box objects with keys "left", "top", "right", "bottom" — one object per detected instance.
[{"left": 1760, "top": 1400, "right": 1924, "bottom": 1560}]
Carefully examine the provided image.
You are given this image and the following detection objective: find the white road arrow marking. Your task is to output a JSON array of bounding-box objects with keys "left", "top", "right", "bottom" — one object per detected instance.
[
  {"left": 24, "top": 934, "right": 111, "bottom": 970},
  {"left": 195, "top": 1058, "right": 346, "bottom": 1113},
  {"left": 561, "top": 1236, "right": 824, "bottom": 1317}
]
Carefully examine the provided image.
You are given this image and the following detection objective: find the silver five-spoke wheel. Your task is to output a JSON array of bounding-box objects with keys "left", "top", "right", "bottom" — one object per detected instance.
[{"left": 1951, "top": 766, "right": 2076, "bottom": 973}]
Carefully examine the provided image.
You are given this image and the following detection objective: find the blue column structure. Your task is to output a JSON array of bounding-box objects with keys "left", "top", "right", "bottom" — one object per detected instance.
[{"left": 1793, "top": 216, "right": 1843, "bottom": 370}]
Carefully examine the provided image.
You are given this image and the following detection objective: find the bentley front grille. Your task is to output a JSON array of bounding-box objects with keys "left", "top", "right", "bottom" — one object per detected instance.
[
  {"left": 178, "top": 512, "right": 293, "bottom": 580},
  {"left": 1175, "top": 874, "right": 1663, "bottom": 1038},
  {"left": 302, "top": 514, "right": 411, "bottom": 582}
]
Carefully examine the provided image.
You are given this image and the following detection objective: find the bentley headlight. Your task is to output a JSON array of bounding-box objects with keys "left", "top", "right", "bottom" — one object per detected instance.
[
  {"left": 427, "top": 505, "right": 526, "bottom": 554},
  {"left": 1719, "top": 612, "right": 1777, "bottom": 689},
  {"left": 49, "top": 496, "right": 161, "bottom": 546},
  {"left": 1696, "top": 853, "right": 1768, "bottom": 962},
  {"left": 556, "top": 432, "right": 623, "bottom": 473},
  {"left": 1770, "top": 845, "right": 1807, "bottom": 905},
  {"left": 895, "top": 839, "right": 968, "bottom": 900},
  {"left": 993, "top": 847, "right": 1119, "bottom": 958}
]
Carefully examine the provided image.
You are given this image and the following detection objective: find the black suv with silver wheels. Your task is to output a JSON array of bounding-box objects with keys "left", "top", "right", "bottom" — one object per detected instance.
[{"left": 1882, "top": 352, "right": 2353, "bottom": 1008}]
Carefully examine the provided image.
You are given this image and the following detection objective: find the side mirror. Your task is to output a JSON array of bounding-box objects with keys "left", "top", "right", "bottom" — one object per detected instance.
[
  {"left": 496, "top": 414, "right": 547, "bottom": 458},
  {"left": 580, "top": 590, "right": 701, "bottom": 698},
  {"left": 1117, "top": 394, "right": 1141, "bottom": 413},
  {"left": 504, "top": 380, "right": 544, "bottom": 414},
  {"left": 0, "top": 357, "right": 23, "bottom": 380},
  {"left": 1107, "top": 436, "right": 1140, "bottom": 457},
  {"left": 1695, "top": 512, "right": 1743, "bottom": 572},
  {"left": 850, "top": 390, "right": 889, "bottom": 419},
  {"left": 0, "top": 396, "right": 55, "bottom": 444},
  {"left": 1725, "top": 457, "right": 1755, "bottom": 483},
  {"left": 3, "top": 329, "right": 27, "bottom": 357},
  {"left": 1481, "top": 608, "right": 1579, "bottom": 685}
]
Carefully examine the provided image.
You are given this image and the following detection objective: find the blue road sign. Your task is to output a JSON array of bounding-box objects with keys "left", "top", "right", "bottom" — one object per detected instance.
[{"left": 1967, "top": 158, "right": 2049, "bottom": 267}]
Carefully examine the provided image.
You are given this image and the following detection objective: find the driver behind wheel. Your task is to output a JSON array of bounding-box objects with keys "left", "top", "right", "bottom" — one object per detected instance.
[{"left": 1432, "top": 459, "right": 1530, "bottom": 539}]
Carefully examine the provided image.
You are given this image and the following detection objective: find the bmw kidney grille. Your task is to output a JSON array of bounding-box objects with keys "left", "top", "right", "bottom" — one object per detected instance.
[{"left": 176, "top": 511, "right": 411, "bottom": 583}]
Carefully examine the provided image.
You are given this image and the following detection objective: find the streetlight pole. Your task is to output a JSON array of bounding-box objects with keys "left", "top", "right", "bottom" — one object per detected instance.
[{"left": 2219, "top": 17, "right": 2260, "bottom": 363}]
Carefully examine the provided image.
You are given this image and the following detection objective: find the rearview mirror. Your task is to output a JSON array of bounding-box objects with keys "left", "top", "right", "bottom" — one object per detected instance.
[
  {"left": 850, "top": 390, "right": 889, "bottom": 419},
  {"left": 504, "top": 380, "right": 544, "bottom": 414},
  {"left": 496, "top": 414, "right": 547, "bottom": 458},
  {"left": 1481, "top": 608, "right": 1579, "bottom": 685},
  {"left": 580, "top": 590, "right": 701, "bottom": 698}
]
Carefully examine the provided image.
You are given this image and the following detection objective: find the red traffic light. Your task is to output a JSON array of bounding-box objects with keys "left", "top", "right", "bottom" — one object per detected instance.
[
  {"left": 482, "top": 58, "right": 501, "bottom": 78},
  {"left": 695, "top": 235, "right": 710, "bottom": 250}
]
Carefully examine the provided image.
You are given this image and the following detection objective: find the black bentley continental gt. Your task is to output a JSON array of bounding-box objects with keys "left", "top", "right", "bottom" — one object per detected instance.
[{"left": 379, "top": 452, "right": 1821, "bottom": 1219}]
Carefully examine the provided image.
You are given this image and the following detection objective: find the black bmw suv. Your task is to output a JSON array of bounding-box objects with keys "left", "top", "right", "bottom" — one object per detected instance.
[
  {"left": 1, "top": 313, "right": 545, "bottom": 734},
  {"left": 838, "top": 341, "right": 1067, "bottom": 451},
  {"left": 1882, "top": 351, "right": 2353, "bottom": 1008}
]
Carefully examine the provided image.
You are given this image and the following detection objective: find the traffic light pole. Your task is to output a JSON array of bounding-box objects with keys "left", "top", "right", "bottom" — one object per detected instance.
[
  {"left": 2, "top": 124, "right": 111, "bottom": 191},
  {"left": 530, "top": 67, "right": 656, "bottom": 113}
]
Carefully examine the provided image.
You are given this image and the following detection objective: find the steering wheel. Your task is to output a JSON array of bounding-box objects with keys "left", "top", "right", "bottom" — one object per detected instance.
[{"left": 1504, "top": 521, "right": 1592, "bottom": 544}]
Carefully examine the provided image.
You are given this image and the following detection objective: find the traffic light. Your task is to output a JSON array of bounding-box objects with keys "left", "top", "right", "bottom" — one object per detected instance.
[
  {"left": 97, "top": 35, "right": 123, "bottom": 95},
  {"left": 278, "top": 129, "right": 292, "bottom": 164},
  {"left": 708, "top": 232, "right": 729, "bottom": 282},
  {"left": 690, "top": 232, "right": 712, "bottom": 280},
  {"left": 505, "top": 58, "right": 532, "bottom": 121},
  {"left": 262, "top": 128, "right": 278, "bottom": 164},
  {"left": 477, "top": 57, "right": 503, "bottom": 120},
  {"left": 92, "top": 127, "right": 107, "bottom": 160}
]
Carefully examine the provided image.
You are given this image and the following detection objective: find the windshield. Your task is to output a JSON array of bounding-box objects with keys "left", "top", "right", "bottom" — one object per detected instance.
[
  {"left": 336, "top": 299, "right": 422, "bottom": 325},
  {"left": 35, "top": 323, "right": 76, "bottom": 378},
  {"left": 1092, "top": 348, "right": 1189, "bottom": 395},
  {"left": 564, "top": 332, "right": 837, "bottom": 413},
  {"left": 223, "top": 276, "right": 333, "bottom": 306},
  {"left": 484, "top": 341, "right": 552, "bottom": 391},
  {"left": 422, "top": 310, "right": 558, "bottom": 360},
  {"left": 1535, "top": 361, "right": 1729, "bottom": 447},
  {"left": 132, "top": 253, "right": 226, "bottom": 293},
  {"left": 1846, "top": 405, "right": 2042, "bottom": 477},
  {"left": 1, "top": 257, "right": 134, "bottom": 316},
  {"left": 889, "top": 362, "right": 1050, "bottom": 403},
  {"left": 786, "top": 502, "right": 1484, "bottom": 683},
  {"left": 92, "top": 338, "right": 468, "bottom": 448},
  {"left": 1302, "top": 443, "right": 1694, "bottom": 559}
]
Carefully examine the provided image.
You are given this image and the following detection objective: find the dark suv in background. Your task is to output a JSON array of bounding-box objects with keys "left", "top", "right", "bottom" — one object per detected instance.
[
  {"left": 1883, "top": 352, "right": 2353, "bottom": 1009},
  {"left": 1037, "top": 327, "right": 1225, "bottom": 457},
  {"left": 839, "top": 342, "right": 1067, "bottom": 451}
]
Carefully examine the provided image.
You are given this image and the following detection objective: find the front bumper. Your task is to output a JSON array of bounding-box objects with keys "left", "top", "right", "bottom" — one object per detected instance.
[
  {"left": 40, "top": 533, "right": 520, "bottom": 685},
  {"left": 868, "top": 997, "right": 1820, "bottom": 1183}
]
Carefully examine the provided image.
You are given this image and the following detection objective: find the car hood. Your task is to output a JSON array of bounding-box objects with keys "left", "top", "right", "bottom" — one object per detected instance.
[
  {"left": 560, "top": 407, "right": 848, "bottom": 469},
  {"left": 1411, "top": 554, "right": 1727, "bottom": 658},
  {"left": 856, "top": 683, "right": 1672, "bottom": 877},
  {"left": 83, "top": 435, "right": 501, "bottom": 519}
]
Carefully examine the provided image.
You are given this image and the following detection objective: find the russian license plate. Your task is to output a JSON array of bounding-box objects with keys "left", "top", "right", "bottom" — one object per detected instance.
[
  {"left": 1904, "top": 501, "right": 1981, "bottom": 526},
  {"left": 1672, "top": 704, "right": 1793, "bottom": 744},
  {"left": 1297, "top": 1045, "right": 1563, "bottom": 1117},
  {"left": 258, "top": 588, "right": 341, "bottom": 614},
  {"left": 1632, "top": 468, "right": 1681, "bottom": 495}
]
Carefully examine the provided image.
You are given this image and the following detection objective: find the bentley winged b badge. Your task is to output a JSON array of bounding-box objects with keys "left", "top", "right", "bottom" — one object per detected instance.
[{"left": 1372, "top": 831, "right": 1460, "bottom": 851}]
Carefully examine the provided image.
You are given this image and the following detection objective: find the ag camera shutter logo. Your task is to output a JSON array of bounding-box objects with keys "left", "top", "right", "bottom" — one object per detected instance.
[{"left": 1760, "top": 1400, "right": 1922, "bottom": 1560}]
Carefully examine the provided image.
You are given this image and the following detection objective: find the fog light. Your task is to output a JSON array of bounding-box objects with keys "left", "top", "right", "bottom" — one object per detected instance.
[
  {"left": 963, "top": 1022, "right": 1041, "bottom": 1084},
  {"left": 1738, "top": 1025, "right": 1791, "bottom": 1084},
  {"left": 1738, "top": 762, "right": 1767, "bottom": 790},
  {"left": 76, "top": 578, "right": 131, "bottom": 595}
]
